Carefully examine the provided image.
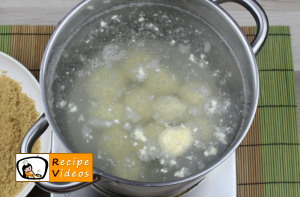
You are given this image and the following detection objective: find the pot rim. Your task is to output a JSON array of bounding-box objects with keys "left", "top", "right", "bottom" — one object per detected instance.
[{"left": 40, "top": 0, "right": 259, "bottom": 187}]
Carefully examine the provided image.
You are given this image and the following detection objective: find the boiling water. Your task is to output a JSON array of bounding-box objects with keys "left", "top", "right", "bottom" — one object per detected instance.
[{"left": 50, "top": 3, "right": 248, "bottom": 182}]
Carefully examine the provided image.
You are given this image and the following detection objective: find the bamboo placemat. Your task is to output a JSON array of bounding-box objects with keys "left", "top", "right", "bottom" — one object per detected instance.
[
  {"left": 238, "top": 26, "right": 300, "bottom": 197},
  {"left": 0, "top": 26, "right": 299, "bottom": 197}
]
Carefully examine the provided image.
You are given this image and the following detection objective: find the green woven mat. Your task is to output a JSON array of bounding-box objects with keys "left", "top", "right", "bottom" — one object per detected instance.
[
  {"left": 258, "top": 26, "right": 299, "bottom": 196},
  {"left": 236, "top": 26, "right": 300, "bottom": 197},
  {"left": 0, "top": 25, "right": 299, "bottom": 197}
]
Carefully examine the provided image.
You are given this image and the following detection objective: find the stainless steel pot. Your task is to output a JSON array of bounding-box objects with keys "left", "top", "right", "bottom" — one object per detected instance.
[{"left": 21, "top": 0, "right": 268, "bottom": 196}]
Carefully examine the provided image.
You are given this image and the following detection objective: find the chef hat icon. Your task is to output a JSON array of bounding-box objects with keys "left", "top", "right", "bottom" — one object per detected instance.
[{"left": 22, "top": 159, "right": 29, "bottom": 166}]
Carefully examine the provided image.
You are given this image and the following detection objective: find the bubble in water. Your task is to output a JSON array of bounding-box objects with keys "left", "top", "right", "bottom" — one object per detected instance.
[
  {"left": 178, "top": 44, "right": 191, "bottom": 53},
  {"left": 123, "top": 122, "right": 133, "bottom": 131},
  {"left": 102, "top": 44, "right": 127, "bottom": 68},
  {"left": 124, "top": 106, "right": 142, "bottom": 123},
  {"left": 81, "top": 124, "right": 93, "bottom": 143},
  {"left": 204, "top": 41, "right": 211, "bottom": 53},
  {"left": 88, "top": 118, "right": 113, "bottom": 128}
]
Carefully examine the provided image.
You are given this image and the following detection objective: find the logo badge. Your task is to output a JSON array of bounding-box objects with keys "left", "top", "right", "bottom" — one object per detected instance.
[
  {"left": 16, "top": 154, "right": 50, "bottom": 182},
  {"left": 16, "top": 153, "right": 93, "bottom": 182}
]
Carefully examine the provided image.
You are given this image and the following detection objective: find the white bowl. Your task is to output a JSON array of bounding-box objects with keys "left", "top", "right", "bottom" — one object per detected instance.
[{"left": 0, "top": 51, "right": 52, "bottom": 197}]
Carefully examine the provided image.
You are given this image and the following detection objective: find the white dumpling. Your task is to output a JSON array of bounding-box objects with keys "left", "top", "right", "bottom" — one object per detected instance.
[
  {"left": 159, "top": 125, "right": 193, "bottom": 157},
  {"left": 98, "top": 126, "right": 143, "bottom": 181},
  {"left": 178, "top": 82, "right": 210, "bottom": 107},
  {"left": 86, "top": 67, "right": 125, "bottom": 101},
  {"left": 152, "top": 96, "right": 188, "bottom": 122},
  {"left": 123, "top": 88, "right": 154, "bottom": 122},
  {"left": 89, "top": 101, "right": 125, "bottom": 124},
  {"left": 98, "top": 126, "right": 131, "bottom": 162},
  {"left": 145, "top": 67, "right": 179, "bottom": 95},
  {"left": 120, "top": 50, "right": 152, "bottom": 82}
]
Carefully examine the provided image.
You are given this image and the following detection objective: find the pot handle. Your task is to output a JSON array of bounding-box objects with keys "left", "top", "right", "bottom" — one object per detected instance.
[
  {"left": 20, "top": 113, "right": 101, "bottom": 193},
  {"left": 212, "top": 0, "right": 269, "bottom": 56}
]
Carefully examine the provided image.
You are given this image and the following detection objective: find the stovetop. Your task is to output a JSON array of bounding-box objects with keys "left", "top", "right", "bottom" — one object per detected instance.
[{"left": 50, "top": 132, "right": 237, "bottom": 197}]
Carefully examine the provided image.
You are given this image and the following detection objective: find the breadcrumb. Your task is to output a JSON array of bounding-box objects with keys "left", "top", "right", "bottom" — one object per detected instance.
[{"left": 0, "top": 73, "right": 41, "bottom": 197}]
